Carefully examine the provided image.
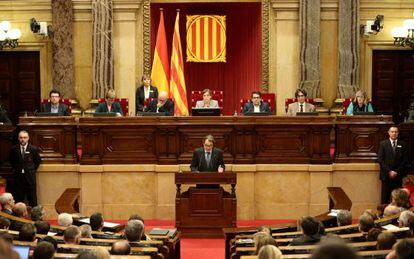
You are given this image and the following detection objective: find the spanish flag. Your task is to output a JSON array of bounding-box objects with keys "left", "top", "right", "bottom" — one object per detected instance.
[
  {"left": 170, "top": 10, "right": 189, "bottom": 116},
  {"left": 151, "top": 9, "right": 170, "bottom": 94}
]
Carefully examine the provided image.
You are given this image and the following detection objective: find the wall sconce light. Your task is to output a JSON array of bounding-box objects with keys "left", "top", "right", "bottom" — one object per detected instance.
[
  {"left": 0, "top": 21, "right": 22, "bottom": 50},
  {"left": 360, "top": 15, "right": 384, "bottom": 37},
  {"left": 392, "top": 14, "right": 414, "bottom": 49}
]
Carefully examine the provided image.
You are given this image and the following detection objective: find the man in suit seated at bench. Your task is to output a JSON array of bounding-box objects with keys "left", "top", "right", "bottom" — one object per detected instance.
[
  {"left": 290, "top": 216, "right": 322, "bottom": 246},
  {"left": 111, "top": 240, "right": 131, "bottom": 255},
  {"left": 286, "top": 89, "right": 316, "bottom": 116},
  {"left": 146, "top": 91, "right": 174, "bottom": 116},
  {"left": 18, "top": 223, "right": 36, "bottom": 242},
  {"left": 90, "top": 212, "right": 104, "bottom": 232},
  {"left": 125, "top": 220, "right": 145, "bottom": 246},
  {"left": 0, "top": 193, "right": 15, "bottom": 215},
  {"left": 358, "top": 213, "right": 375, "bottom": 233},
  {"left": 242, "top": 91, "right": 271, "bottom": 115},
  {"left": 58, "top": 213, "right": 73, "bottom": 227},
  {"left": 41, "top": 90, "right": 70, "bottom": 116},
  {"left": 64, "top": 226, "right": 81, "bottom": 245}
]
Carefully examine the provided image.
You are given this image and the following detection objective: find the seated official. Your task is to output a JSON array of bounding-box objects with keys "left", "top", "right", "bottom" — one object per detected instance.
[
  {"left": 136, "top": 74, "right": 158, "bottom": 113},
  {"left": 190, "top": 134, "right": 225, "bottom": 172},
  {"left": 242, "top": 91, "right": 271, "bottom": 115},
  {"left": 146, "top": 91, "right": 174, "bottom": 116},
  {"left": 286, "top": 88, "right": 315, "bottom": 116},
  {"left": 195, "top": 89, "right": 219, "bottom": 108},
  {"left": 95, "top": 89, "right": 123, "bottom": 117},
  {"left": 346, "top": 90, "right": 374, "bottom": 115},
  {"left": 41, "top": 89, "right": 70, "bottom": 116}
]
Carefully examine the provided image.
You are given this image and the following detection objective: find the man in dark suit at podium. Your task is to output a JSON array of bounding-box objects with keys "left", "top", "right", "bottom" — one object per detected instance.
[
  {"left": 378, "top": 126, "right": 409, "bottom": 204},
  {"left": 190, "top": 135, "right": 225, "bottom": 173}
]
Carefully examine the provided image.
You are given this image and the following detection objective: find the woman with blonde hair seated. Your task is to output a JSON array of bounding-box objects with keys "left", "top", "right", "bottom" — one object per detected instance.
[
  {"left": 384, "top": 188, "right": 410, "bottom": 216},
  {"left": 195, "top": 89, "right": 219, "bottom": 108},
  {"left": 258, "top": 244, "right": 282, "bottom": 259},
  {"left": 95, "top": 88, "right": 123, "bottom": 117},
  {"left": 346, "top": 90, "right": 374, "bottom": 115}
]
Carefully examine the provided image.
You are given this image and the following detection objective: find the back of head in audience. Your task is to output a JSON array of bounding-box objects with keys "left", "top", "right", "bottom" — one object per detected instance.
[
  {"left": 90, "top": 212, "right": 104, "bottom": 231},
  {"left": 33, "top": 241, "right": 55, "bottom": 259},
  {"left": 34, "top": 220, "right": 50, "bottom": 235},
  {"left": 64, "top": 225, "right": 81, "bottom": 244},
  {"left": 31, "top": 205, "right": 44, "bottom": 221},
  {"left": 128, "top": 214, "right": 144, "bottom": 223},
  {"left": 94, "top": 246, "right": 110, "bottom": 259},
  {"left": 358, "top": 213, "right": 375, "bottom": 232},
  {"left": 396, "top": 239, "right": 414, "bottom": 259},
  {"left": 79, "top": 224, "right": 93, "bottom": 238},
  {"left": 391, "top": 188, "right": 410, "bottom": 208},
  {"left": 41, "top": 236, "right": 58, "bottom": 250},
  {"left": 125, "top": 220, "right": 144, "bottom": 242},
  {"left": 0, "top": 217, "right": 10, "bottom": 229},
  {"left": 257, "top": 244, "right": 282, "bottom": 259},
  {"left": 111, "top": 240, "right": 131, "bottom": 255},
  {"left": 377, "top": 232, "right": 396, "bottom": 250},
  {"left": 57, "top": 213, "right": 73, "bottom": 227},
  {"left": 255, "top": 235, "right": 277, "bottom": 255},
  {"left": 12, "top": 202, "right": 27, "bottom": 217},
  {"left": 300, "top": 216, "right": 320, "bottom": 236},
  {"left": 366, "top": 227, "right": 382, "bottom": 241},
  {"left": 399, "top": 210, "right": 414, "bottom": 228},
  {"left": 336, "top": 210, "right": 352, "bottom": 226},
  {"left": 310, "top": 238, "right": 359, "bottom": 259},
  {"left": 18, "top": 223, "right": 36, "bottom": 242},
  {"left": 384, "top": 205, "right": 403, "bottom": 217},
  {"left": 76, "top": 251, "right": 98, "bottom": 259}
]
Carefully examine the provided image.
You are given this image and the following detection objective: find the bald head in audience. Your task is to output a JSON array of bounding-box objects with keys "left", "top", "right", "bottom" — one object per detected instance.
[
  {"left": 64, "top": 225, "right": 81, "bottom": 245},
  {"left": 12, "top": 202, "right": 27, "bottom": 218},
  {"left": 79, "top": 224, "right": 93, "bottom": 238},
  {"left": 57, "top": 213, "right": 73, "bottom": 227},
  {"left": 0, "top": 193, "right": 14, "bottom": 214},
  {"left": 125, "top": 220, "right": 144, "bottom": 242},
  {"left": 111, "top": 240, "right": 131, "bottom": 255},
  {"left": 336, "top": 210, "right": 352, "bottom": 226}
]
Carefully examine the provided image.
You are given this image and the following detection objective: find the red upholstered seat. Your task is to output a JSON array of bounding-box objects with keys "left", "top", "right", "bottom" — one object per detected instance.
[
  {"left": 41, "top": 98, "right": 72, "bottom": 113},
  {"left": 98, "top": 98, "right": 129, "bottom": 116},
  {"left": 285, "top": 98, "right": 315, "bottom": 113},
  {"left": 342, "top": 98, "right": 353, "bottom": 115}
]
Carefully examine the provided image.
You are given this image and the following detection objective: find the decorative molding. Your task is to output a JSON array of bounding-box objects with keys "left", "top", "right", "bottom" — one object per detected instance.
[
  {"left": 271, "top": 0, "right": 338, "bottom": 12},
  {"left": 142, "top": 0, "right": 151, "bottom": 76},
  {"left": 261, "top": 0, "right": 270, "bottom": 92}
]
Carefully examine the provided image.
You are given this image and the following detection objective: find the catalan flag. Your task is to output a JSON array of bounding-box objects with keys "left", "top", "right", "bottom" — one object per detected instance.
[
  {"left": 170, "top": 11, "right": 189, "bottom": 116},
  {"left": 186, "top": 15, "right": 226, "bottom": 62},
  {"left": 151, "top": 9, "right": 170, "bottom": 94}
]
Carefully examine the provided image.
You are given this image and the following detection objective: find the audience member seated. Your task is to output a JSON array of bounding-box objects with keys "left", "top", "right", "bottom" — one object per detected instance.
[
  {"left": 255, "top": 234, "right": 277, "bottom": 255},
  {"left": 79, "top": 224, "right": 93, "bottom": 238},
  {"left": 124, "top": 220, "right": 145, "bottom": 245},
  {"left": 18, "top": 223, "right": 37, "bottom": 242},
  {"left": 0, "top": 217, "right": 10, "bottom": 229},
  {"left": 384, "top": 188, "right": 410, "bottom": 216},
  {"left": 128, "top": 214, "right": 149, "bottom": 240},
  {"left": 33, "top": 241, "right": 55, "bottom": 259},
  {"left": 0, "top": 192, "right": 15, "bottom": 215},
  {"left": 94, "top": 246, "right": 110, "bottom": 259},
  {"left": 257, "top": 244, "right": 282, "bottom": 259},
  {"left": 146, "top": 91, "right": 174, "bottom": 116},
  {"left": 41, "top": 89, "right": 71, "bottom": 116},
  {"left": 0, "top": 236, "right": 19, "bottom": 258},
  {"left": 336, "top": 210, "right": 352, "bottom": 226},
  {"left": 195, "top": 89, "right": 219, "bottom": 108},
  {"left": 136, "top": 74, "right": 158, "bottom": 113},
  {"left": 57, "top": 212, "right": 73, "bottom": 227},
  {"left": 257, "top": 226, "right": 271, "bottom": 235},
  {"left": 64, "top": 225, "right": 81, "bottom": 245},
  {"left": 310, "top": 238, "right": 359, "bottom": 259},
  {"left": 346, "top": 90, "right": 374, "bottom": 115},
  {"left": 90, "top": 212, "right": 104, "bottom": 232},
  {"left": 377, "top": 232, "right": 397, "bottom": 250},
  {"left": 31, "top": 205, "right": 45, "bottom": 221},
  {"left": 77, "top": 251, "right": 98, "bottom": 259},
  {"left": 95, "top": 89, "right": 123, "bottom": 117},
  {"left": 363, "top": 209, "right": 379, "bottom": 221},
  {"left": 358, "top": 213, "right": 375, "bottom": 233},
  {"left": 111, "top": 240, "right": 131, "bottom": 255},
  {"left": 399, "top": 211, "right": 414, "bottom": 228},
  {"left": 34, "top": 220, "right": 50, "bottom": 235},
  {"left": 286, "top": 89, "right": 315, "bottom": 116},
  {"left": 242, "top": 91, "right": 271, "bottom": 115},
  {"left": 408, "top": 217, "right": 414, "bottom": 236},
  {"left": 402, "top": 177, "right": 414, "bottom": 206},
  {"left": 11, "top": 202, "right": 28, "bottom": 231},
  {"left": 395, "top": 239, "right": 414, "bottom": 259},
  {"left": 290, "top": 216, "right": 322, "bottom": 246},
  {"left": 366, "top": 227, "right": 382, "bottom": 241},
  {"left": 41, "top": 236, "right": 58, "bottom": 250}
]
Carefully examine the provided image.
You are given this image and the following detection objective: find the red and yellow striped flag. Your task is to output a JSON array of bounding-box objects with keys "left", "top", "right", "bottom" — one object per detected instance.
[
  {"left": 186, "top": 15, "right": 226, "bottom": 62},
  {"left": 151, "top": 9, "right": 170, "bottom": 94},
  {"left": 170, "top": 11, "right": 189, "bottom": 116}
]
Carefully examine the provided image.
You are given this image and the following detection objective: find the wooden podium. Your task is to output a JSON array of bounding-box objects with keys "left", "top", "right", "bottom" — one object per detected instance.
[{"left": 175, "top": 172, "right": 237, "bottom": 237}]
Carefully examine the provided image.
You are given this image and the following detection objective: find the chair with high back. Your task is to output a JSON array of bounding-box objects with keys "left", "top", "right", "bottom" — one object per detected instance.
[{"left": 285, "top": 98, "right": 315, "bottom": 113}]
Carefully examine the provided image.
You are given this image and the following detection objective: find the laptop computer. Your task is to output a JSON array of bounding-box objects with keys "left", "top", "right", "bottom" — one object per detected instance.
[
  {"left": 353, "top": 111, "right": 376, "bottom": 116},
  {"left": 12, "top": 245, "right": 30, "bottom": 259},
  {"left": 192, "top": 108, "right": 221, "bottom": 116},
  {"left": 93, "top": 112, "right": 118, "bottom": 117},
  {"left": 296, "top": 112, "right": 319, "bottom": 116}
]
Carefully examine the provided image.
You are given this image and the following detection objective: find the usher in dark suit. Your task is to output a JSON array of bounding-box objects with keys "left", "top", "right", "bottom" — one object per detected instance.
[
  {"left": 146, "top": 99, "right": 174, "bottom": 116},
  {"left": 378, "top": 139, "right": 409, "bottom": 204},
  {"left": 190, "top": 147, "right": 225, "bottom": 172},
  {"left": 9, "top": 144, "right": 41, "bottom": 207},
  {"left": 135, "top": 85, "right": 158, "bottom": 112},
  {"left": 242, "top": 101, "right": 271, "bottom": 115},
  {"left": 41, "top": 102, "right": 70, "bottom": 116}
]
